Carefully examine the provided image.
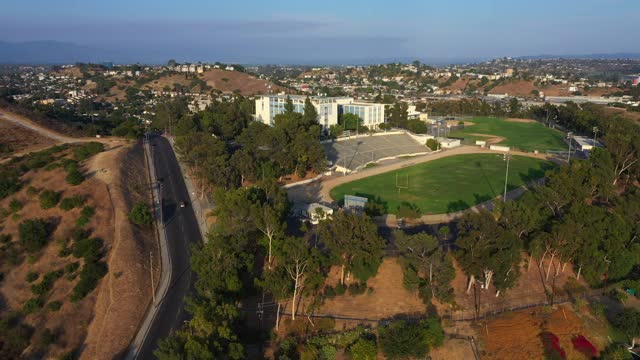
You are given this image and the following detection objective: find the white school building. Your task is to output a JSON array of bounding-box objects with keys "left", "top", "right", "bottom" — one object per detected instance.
[{"left": 254, "top": 95, "right": 386, "bottom": 130}]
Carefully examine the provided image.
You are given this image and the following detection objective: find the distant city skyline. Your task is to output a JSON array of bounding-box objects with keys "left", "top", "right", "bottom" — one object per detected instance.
[{"left": 1, "top": 0, "right": 639, "bottom": 64}]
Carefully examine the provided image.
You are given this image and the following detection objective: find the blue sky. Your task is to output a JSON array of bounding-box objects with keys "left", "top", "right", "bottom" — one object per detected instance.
[{"left": 1, "top": 0, "right": 639, "bottom": 64}]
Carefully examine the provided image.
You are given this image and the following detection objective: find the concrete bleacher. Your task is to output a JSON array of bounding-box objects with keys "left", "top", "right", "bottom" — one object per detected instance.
[{"left": 323, "top": 133, "right": 429, "bottom": 171}]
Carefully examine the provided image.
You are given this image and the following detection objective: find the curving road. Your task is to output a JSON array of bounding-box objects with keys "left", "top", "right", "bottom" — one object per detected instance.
[{"left": 134, "top": 134, "right": 202, "bottom": 359}]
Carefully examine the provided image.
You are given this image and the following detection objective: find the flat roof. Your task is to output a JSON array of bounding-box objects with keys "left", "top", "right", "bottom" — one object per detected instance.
[{"left": 572, "top": 136, "right": 603, "bottom": 148}]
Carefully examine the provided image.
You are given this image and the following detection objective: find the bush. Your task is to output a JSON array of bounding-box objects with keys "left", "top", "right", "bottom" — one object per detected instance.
[
  {"left": 71, "top": 261, "right": 107, "bottom": 302},
  {"left": 9, "top": 199, "right": 23, "bottom": 213},
  {"left": 349, "top": 338, "right": 377, "bottom": 360},
  {"left": 61, "top": 159, "right": 79, "bottom": 172},
  {"left": 379, "top": 320, "right": 428, "bottom": 359},
  {"left": 0, "top": 233, "right": 12, "bottom": 244},
  {"left": 0, "top": 171, "right": 22, "bottom": 200},
  {"left": 65, "top": 169, "right": 85, "bottom": 185},
  {"left": 59, "top": 195, "right": 85, "bottom": 211},
  {"left": 426, "top": 138, "right": 439, "bottom": 151},
  {"left": 26, "top": 186, "right": 40, "bottom": 196},
  {"left": 47, "top": 301, "right": 62, "bottom": 312},
  {"left": 40, "top": 328, "right": 56, "bottom": 346},
  {"left": 348, "top": 282, "right": 367, "bottom": 296},
  {"left": 19, "top": 218, "right": 51, "bottom": 253},
  {"left": 72, "top": 142, "right": 104, "bottom": 161},
  {"left": 26, "top": 271, "right": 39, "bottom": 283},
  {"left": 397, "top": 202, "right": 420, "bottom": 219},
  {"left": 39, "top": 190, "right": 61, "bottom": 209},
  {"left": 23, "top": 297, "right": 44, "bottom": 314},
  {"left": 64, "top": 262, "right": 80, "bottom": 274},
  {"left": 75, "top": 206, "right": 95, "bottom": 227},
  {"left": 129, "top": 202, "right": 153, "bottom": 226},
  {"left": 72, "top": 237, "right": 103, "bottom": 263}
]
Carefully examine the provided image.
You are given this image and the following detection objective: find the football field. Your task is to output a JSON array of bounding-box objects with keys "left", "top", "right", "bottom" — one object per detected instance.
[
  {"left": 330, "top": 153, "right": 554, "bottom": 215},
  {"left": 448, "top": 117, "right": 566, "bottom": 152}
]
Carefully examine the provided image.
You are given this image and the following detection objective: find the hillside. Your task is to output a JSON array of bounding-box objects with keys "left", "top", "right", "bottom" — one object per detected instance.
[
  {"left": 0, "top": 140, "right": 157, "bottom": 358},
  {"left": 488, "top": 79, "right": 538, "bottom": 97}
]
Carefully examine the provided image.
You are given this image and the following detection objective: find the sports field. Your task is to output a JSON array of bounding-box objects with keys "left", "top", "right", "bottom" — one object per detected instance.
[
  {"left": 330, "top": 153, "right": 554, "bottom": 215},
  {"left": 448, "top": 117, "right": 566, "bottom": 152}
]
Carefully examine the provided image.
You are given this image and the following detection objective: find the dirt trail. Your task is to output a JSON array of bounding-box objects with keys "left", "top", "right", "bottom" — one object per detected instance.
[{"left": 468, "top": 133, "right": 506, "bottom": 144}]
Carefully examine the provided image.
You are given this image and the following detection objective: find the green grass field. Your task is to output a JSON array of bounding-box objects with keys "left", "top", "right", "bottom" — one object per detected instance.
[
  {"left": 448, "top": 116, "right": 566, "bottom": 152},
  {"left": 330, "top": 154, "right": 555, "bottom": 215}
]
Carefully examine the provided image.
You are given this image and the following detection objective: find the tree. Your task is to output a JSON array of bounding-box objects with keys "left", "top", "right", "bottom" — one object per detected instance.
[
  {"left": 65, "top": 168, "right": 85, "bottom": 185},
  {"left": 39, "top": 190, "right": 60, "bottom": 209},
  {"left": 456, "top": 210, "right": 522, "bottom": 296},
  {"left": 426, "top": 138, "right": 439, "bottom": 151},
  {"left": 19, "top": 218, "right": 51, "bottom": 253},
  {"left": 284, "top": 95, "right": 295, "bottom": 114},
  {"left": 303, "top": 96, "right": 318, "bottom": 125},
  {"left": 342, "top": 113, "right": 363, "bottom": 131},
  {"left": 396, "top": 232, "right": 455, "bottom": 303},
  {"left": 613, "top": 308, "right": 640, "bottom": 345},
  {"left": 379, "top": 320, "right": 427, "bottom": 359},
  {"left": 282, "top": 236, "right": 312, "bottom": 320},
  {"left": 318, "top": 211, "right": 385, "bottom": 284},
  {"left": 349, "top": 338, "right": 377, "bottom": 360},
  {"left": 129, "top": 202, "right": 153, "bottom": 226}
]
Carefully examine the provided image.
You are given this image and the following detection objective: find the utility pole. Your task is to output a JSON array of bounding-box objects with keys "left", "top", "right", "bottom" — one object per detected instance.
[
  {"left": 593, "top": 126, "right": 599, "bottom": 145},
  {"left": 567, "top": 132, "right": 573, "bottom": 162},
  {"left": 150, "top": 251, "right": 156, "bottom": 305},
  {"left": 503, "top": 153, "right": 512, "bottom": 202}
]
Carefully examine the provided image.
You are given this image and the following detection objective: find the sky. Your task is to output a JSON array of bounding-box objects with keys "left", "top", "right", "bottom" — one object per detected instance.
[{"left": 1, "top": 0, "right": 639, "bottom": 64}]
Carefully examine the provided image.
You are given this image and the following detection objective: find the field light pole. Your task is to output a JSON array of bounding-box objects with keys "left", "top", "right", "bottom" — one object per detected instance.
[
  {"left": 503, "top": 153, "right": 512, "bottom": 203},
  {"left": 592, "top": 126, "right": 599, "bottom": 144},
  {"left": 567, "top": 132, "right": 573, "bottom": 162}
]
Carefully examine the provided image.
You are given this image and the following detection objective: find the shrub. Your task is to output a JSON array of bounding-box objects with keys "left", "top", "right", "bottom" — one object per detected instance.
[
  {"left": 44, "top": 162, "right": 61, "bottom": 171},
  {"left": 26, "top": 271, "right": 39, "bottom": 283},
  {"left": 65, "top": 169, "right": 85, "bottom": 185},
  {"left": 129, "top": 202, "right": 153, "bottom": 226},
  {"left": 540, "top": 332, "right": 566, "bottom": 360},
  {"left": 426, "top": 138, "right": 439, "bottom": 151},
  {"left": 47, "top": 301, "right": 62, "bottom": 312},
  {"left": 379, "top": 321, "right": 428, "bottom": 359},
  {"left": 72, "top": 142, "right": 104, "bottom": 161},
  {"left": 72, "top": 237, "right": 103, "bottom": 262},
  {"left": 59, "top": 195, "right": 85, "bottom": 211},
  {"left": 571, "top": 335, "right": 596, "bottom": 358},
  {"left": 348, "top": 282, "right": 367, "bottom": 296},
  {"left": 39, "top": 190, "right": 61, "bottom": 209},
  {"left": 349, "top": 338, "right": 377, "bottom": 360},
  {"left": 19, "top": 218, "right": 51, "bottom": 253},
  {"left": 0, "top": 234, "right": 11, "bottom": 244},
  {"left": 9, "top": 199, "right": 23, "bottom": 213},
  {"left": 71, "top": 261, "right": 107, "bottom": 302},
  {"left": 397, "top": 202, "right": 420, "bottom": 219},
  {"left": 65, "top": 262, "right": 80, "bottom": 274},
  {"left": 23, "top": 297, "right": 44, "bottom": 314},
  {"left": 40, "top": 328, "right": 56, "bottom": 346},
  {"left": 61, "top": 159, "right": 78, "bottom": 172},
  {"left": 75, "top": 206, "right": 95, "bottom": 227},
  {"left": 0, "top": 171, "right": 22, "bottom": 200},
  {"left": 26, "top": 186, "right": 40, "bottom": 196}
]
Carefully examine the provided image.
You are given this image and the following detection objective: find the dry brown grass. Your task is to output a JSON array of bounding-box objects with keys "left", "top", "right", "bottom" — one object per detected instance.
[
  {"left": 477, "top": 304, "right": 608, "bottom": 360},
  {"left": 201, "top": 69, "right": 286, "bottom": 95},
  {"left": 488, "top": 80, "right": 538, "bottom": 96},
  {"left": 81, "top": 141, "right": 158, "bottom": 360},
  {"left": 0, "top": 118, "right": 55, "bottom": 157},
  {"left": 0, "top": 151, "right": 115, "bottom": 358}
]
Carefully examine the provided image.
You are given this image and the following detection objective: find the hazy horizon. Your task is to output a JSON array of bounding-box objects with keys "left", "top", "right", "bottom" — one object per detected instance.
[{"left": 2, "top": 0, "right": 639, "bottom": 64}]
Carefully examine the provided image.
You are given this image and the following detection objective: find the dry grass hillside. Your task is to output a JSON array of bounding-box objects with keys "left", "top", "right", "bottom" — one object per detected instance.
[
  {"left": 488, "top": 79, "right": 538, "bottom": 96},
  {"left": 0, "top": 118, "right": 55, "bottom": 158},
  {"left": 0, "top": 140, "right": 157, "bottom": 359}
]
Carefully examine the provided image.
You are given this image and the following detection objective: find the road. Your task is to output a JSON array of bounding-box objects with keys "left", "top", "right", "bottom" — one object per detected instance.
[{"left": 135, "top": 134, "right": 202, "bottom": 359}]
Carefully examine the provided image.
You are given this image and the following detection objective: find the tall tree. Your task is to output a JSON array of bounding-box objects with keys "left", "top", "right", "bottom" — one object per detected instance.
[
  {"left": 317, "top": 211, "right": 385, "bottom": 284},
  {"left": 302, "top": 96, "right": 318, "bottom": 125}
]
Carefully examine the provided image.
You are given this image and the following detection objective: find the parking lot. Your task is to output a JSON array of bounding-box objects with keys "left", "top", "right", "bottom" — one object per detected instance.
[{"left": 323, "top": 133, "right": 429, "bottom": 171}]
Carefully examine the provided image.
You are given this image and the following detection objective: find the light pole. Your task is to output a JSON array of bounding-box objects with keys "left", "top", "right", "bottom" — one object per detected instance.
[
  {"left": 567, "top": 132, "right": 573, "bottom": 162},
  {"left": 592, "top": 126, "right": 599, "bottom": 145},
  {"left": 503, "top": 153, "right": 512, "bottom": 202}
]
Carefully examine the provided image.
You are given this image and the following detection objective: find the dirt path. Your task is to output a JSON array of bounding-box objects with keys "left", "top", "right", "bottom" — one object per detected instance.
[
  {"left": 468, "top": 133, "right": 506, "bottom": 144},
  {"left": 286, "top": 145, "right": 549, "bottom": 208},
  {"left": 0, "top": 108, "right": 125, "bottom": 145}
]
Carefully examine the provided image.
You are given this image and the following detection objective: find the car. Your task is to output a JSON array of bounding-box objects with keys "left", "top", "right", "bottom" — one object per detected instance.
[{"left": 179, "top": 201, "right": 187, "bottom": 208}]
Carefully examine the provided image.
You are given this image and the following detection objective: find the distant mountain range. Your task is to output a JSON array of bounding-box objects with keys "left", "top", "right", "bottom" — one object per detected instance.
[
  {"left": 515, "top": 53, "right": 640, "bottom": 60},
  {"left": 0, "top": 40, "right": 638, "bottom": 66}
]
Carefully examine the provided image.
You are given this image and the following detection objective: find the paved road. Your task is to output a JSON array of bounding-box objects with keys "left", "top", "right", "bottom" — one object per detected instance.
[{"left": 136, "top": 134, "right": 202, "bottom": 359}]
